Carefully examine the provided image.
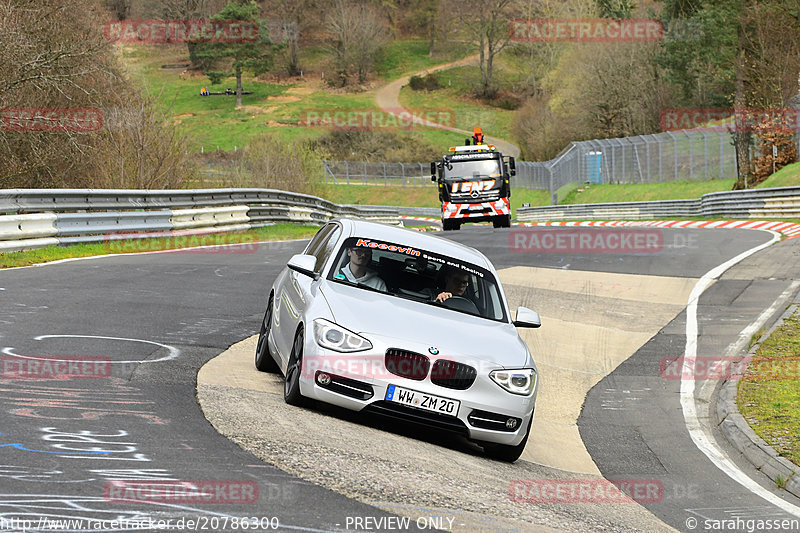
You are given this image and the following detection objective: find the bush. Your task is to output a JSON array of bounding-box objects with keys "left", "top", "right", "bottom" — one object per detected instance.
[
  {"left": 308, "top": 129, "right": 442, "bottom": 162},
  {"left": 232, "top": 134, "right": 323, "bottom": 195},
  {"left": 409, "top": 73, "right": 442, "bottom": 91}
]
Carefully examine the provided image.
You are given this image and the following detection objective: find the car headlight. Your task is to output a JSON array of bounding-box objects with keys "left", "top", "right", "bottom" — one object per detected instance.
[
  {"left": 490, "top": 368, "right": 537, "bottom": 396},
  {"left": 313, "top": 319, "right": 372, "bottom": 352}
]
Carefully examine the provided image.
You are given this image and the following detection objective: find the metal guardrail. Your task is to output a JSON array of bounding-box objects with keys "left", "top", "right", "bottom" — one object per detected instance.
[
  {"left": 517, "top": 186, "right": 800, "bottom": 222},
  {"left": 0, "top": 188, "right": 401, "bottom": 253}
]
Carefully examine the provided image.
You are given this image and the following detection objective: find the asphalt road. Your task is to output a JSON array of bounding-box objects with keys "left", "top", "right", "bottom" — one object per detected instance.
[{"left": 1, "top": 224, "right": 799, "bottom": 532}]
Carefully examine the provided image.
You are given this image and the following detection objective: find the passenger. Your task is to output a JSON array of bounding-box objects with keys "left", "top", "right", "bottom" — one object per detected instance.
[{"left": 340, "top": 247, "right": 387, "bottom": 291}]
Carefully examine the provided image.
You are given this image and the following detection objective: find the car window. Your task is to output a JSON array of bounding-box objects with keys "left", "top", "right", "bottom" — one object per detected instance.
[
  {"left": 304, "top": 224, "right": 340, "bottom": 272},
  {"left": 327, "top": 236, "right": 507, "bottom": 322},
  {"left": 315, "top": 227, "right": 341, "bottom": 271}
]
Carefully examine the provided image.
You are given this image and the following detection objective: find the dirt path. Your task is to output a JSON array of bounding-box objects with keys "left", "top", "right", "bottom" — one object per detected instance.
[{"left": 374, "top": 55, "right": 522, "bottom": 158}]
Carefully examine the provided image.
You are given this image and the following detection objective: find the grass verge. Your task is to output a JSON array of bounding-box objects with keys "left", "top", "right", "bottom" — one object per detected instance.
[
  {"left": 560, "top": 180, "right": 738, "bottom": 205},
  {"left": 0, "top": 224, "right": 320, "bottom": 269},
  {"left": 317, "top": 184, "right": 551, "bottom": 213},
  {"left": 758, "top": 162, "right": 800, "bottom": 188},
  {"left": 737, "top": 305, "right": 800, "bottom": 467}
]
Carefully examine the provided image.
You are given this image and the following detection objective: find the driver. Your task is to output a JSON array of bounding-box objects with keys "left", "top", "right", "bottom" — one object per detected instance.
[
  {"left": 435, "top": 267, "right": 469, "bottom": 303},
  {"left": 340, "top": 246, "right": 387, "bottom": 291}
]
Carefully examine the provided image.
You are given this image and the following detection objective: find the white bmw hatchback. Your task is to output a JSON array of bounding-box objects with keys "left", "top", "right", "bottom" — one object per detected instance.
[{"left": 255, "top": 218, "right": 541, "bottom": 461}]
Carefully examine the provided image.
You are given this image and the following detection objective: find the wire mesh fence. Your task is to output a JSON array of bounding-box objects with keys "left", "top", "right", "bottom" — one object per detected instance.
[
  {"left": 515, "top": 129, "right": 743, "bottom": 198},
  {"left": 193, "top": 129, "right": 800, "bottom": 200},
  {"left": 322, "top": 161, "right": 435, "bottom": 187},
  {"left": 320, "top": 130, "right": 754, "bottom": 196}
]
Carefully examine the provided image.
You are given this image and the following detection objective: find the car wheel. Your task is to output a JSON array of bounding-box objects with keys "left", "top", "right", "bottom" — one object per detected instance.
[
  {"left": 481, "top": 416, "right": 532, "bottom": 463},
  {"left": 284, "top": 327, "right": 306, "bottom": 406},
  {"left": 254, "top": 294, "right": 279, "bottom": 372},
  {"left": 442, "top": 219, "right": 453, "bottom": 231}
]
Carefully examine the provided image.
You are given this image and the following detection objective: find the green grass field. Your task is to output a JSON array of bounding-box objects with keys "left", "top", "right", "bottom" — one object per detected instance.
[
  {"left": 737, "top": 306, "right": 800, "bottom": 468},
  {"left": 317, "top": 184, "right": 550, "bottom": 213},
  {"left": 0, "top": 224, "right": 319, "bottom": 268},
  {"left": 758, "top": 162, "right": 800, "bottom": 188},
  {"left": 122, "top": 43, "right": 474, "bottom": 155},
  {"left": 560, "top": 179, "right": 738, "bottom": 205},
  {"left": 398, "top": 65, "right": 516, "bottom": 143},
  {"left": 375, "top": 40, "right": 474, "bottom": 81}
]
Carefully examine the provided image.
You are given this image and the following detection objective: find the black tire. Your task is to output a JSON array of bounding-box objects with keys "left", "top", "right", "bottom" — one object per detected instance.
[
  {"left": 481, "top": 416, "right": 532, "bottom": 463},
  {"left": 493, "top": 215, "right": 511, "bottom": 228},
  {"left": 254, "top": 294, "right": 279, "bottom": 372},
  {"left": 283, "top": 327, "right": 306, "bottom": 406},
  {"left": 442, "top": 219, "right": 454, "bottom": 231}
]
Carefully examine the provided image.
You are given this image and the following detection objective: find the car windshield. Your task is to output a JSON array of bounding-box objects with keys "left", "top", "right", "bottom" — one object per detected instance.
[
  {"left": 444, "top": 159, "right": 502, "bottom": 181},
  {"left": 327, "top": 236, "right": 508, "bottom": 322}
]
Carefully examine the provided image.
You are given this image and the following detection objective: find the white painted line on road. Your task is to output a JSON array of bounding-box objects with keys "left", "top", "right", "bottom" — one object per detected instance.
[
  {"left": 681, "top": 230, "right": 800, "bottom": 518},
  {"left": 2, "top": 335, "right": 181, "bottom": 364}
]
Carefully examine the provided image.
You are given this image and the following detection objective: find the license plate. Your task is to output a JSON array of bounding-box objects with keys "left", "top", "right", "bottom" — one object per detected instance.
[{"left": 385, "top": 385, "right": 460, "bottom": 416}]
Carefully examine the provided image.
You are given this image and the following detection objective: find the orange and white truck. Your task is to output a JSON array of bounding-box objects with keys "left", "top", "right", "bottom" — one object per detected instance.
[{"left": 430, "top": 128, "right": 516, "bottom": 231}]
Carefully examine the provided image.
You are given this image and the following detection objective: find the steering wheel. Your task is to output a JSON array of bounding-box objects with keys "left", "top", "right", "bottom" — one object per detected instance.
[{"left": 441, "top": 295, "right": 479, "bottom": 314}]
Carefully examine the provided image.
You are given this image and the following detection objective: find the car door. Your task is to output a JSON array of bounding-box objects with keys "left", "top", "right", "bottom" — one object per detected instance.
[{"left": 275, "top": 223, "right": 341, "bottom": 364}]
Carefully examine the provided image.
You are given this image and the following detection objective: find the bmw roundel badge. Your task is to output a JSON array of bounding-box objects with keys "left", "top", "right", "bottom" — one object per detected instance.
[{"left": 428, "top": 347, "right": 439, "bottom": 355}]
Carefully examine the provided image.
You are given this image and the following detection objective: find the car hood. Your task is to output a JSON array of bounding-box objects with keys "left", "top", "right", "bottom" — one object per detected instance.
[{"left": 320, "top": 281, "right": 531, "bottom": 368}]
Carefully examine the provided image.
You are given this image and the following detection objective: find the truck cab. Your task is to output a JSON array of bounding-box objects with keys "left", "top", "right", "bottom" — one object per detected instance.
[{"left": 431, "top": 143, "right": 515, "bottom": 231}]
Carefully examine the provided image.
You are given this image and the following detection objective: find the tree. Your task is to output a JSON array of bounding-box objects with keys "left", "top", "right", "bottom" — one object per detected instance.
[
  {"left": 193, "top": 0, "right": 281, "bottom": 108},
  {"left": 410, "top": 0, "right": 440, "bottom": 56},
  {"left": 457, "top": 0, "right": 516, "bottom": 98},
  {"left": 326, "top": 0, "right": 388, "bottom": 86},
  {"left": 595, "top": 0, "right": 635, "bottom": 18}
]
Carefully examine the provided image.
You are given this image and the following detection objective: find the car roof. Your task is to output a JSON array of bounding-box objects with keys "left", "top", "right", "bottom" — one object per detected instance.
[{"left": 334, "top": 218, "right": 493, "bottom": 270}]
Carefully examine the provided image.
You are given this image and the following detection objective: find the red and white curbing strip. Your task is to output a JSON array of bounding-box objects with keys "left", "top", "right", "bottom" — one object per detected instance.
[
  {"left": 512, "top": 220, "right": 800, "bottom": 239},
  {"left": 399, "top": 215, "right": 442, "bottom": 232}
]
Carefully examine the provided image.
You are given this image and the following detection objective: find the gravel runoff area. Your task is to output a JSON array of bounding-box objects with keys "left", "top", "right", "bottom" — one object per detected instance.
[{"left": 197, "top": 335, "right": 676, "bottom": 533}]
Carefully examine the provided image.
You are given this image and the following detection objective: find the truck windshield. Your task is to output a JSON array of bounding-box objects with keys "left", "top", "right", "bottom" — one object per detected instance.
[{"left": 444, "top": 159, "right": 501, "bottom": 180}]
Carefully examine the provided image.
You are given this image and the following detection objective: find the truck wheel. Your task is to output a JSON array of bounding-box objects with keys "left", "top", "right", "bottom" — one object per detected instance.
[
  {"left": 442, "top": 219, "right": 459, "bottom": 231},
  {"left": 493, "top": 215, "right": 511, "bottom": 228}
]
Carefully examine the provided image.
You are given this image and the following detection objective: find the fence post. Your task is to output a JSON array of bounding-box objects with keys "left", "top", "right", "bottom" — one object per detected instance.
[
  {"left": 701, "top": 131, "right": 709, "bottom": 180},
  {"left": 418, "top": 163, "right": 424, "bottom": 187},
  {"left": 402, "top": 163, "right": 406, "bottom": 188},
  {"left": 383, "top": 162, "right": 387, "bottom": 186},
  {"left": 346, "top": 161, "right": 350, "bottom": 185},
  {"left": 364, "top": 161, "right": 368, "bottom": 186},
  {"left": 720, "top": 133, "right": 725, "bottom": 179}
]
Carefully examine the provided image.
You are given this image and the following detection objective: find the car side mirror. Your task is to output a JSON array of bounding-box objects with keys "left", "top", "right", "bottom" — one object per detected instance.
[
  {"left": 508, "top": 156, "right": 516, "bottom": 176},
  {"left": 287, "top": 254, "right": 320, "bottom": 280},
  {"left": 513, "top": 306, "right": 541, "bottom": 328}
]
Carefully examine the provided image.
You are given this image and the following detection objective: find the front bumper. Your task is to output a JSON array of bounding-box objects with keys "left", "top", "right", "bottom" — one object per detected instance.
[
  {"left": 298, "top": 338, "right": 537, "bottom": 446},
  {"left": 442, "top": 198, "right": 510, "bottom": 221}
]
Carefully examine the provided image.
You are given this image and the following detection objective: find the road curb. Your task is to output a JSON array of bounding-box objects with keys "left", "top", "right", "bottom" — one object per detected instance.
[{"left": 714, "top": 303, "right": 800, "bottom": 499}]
